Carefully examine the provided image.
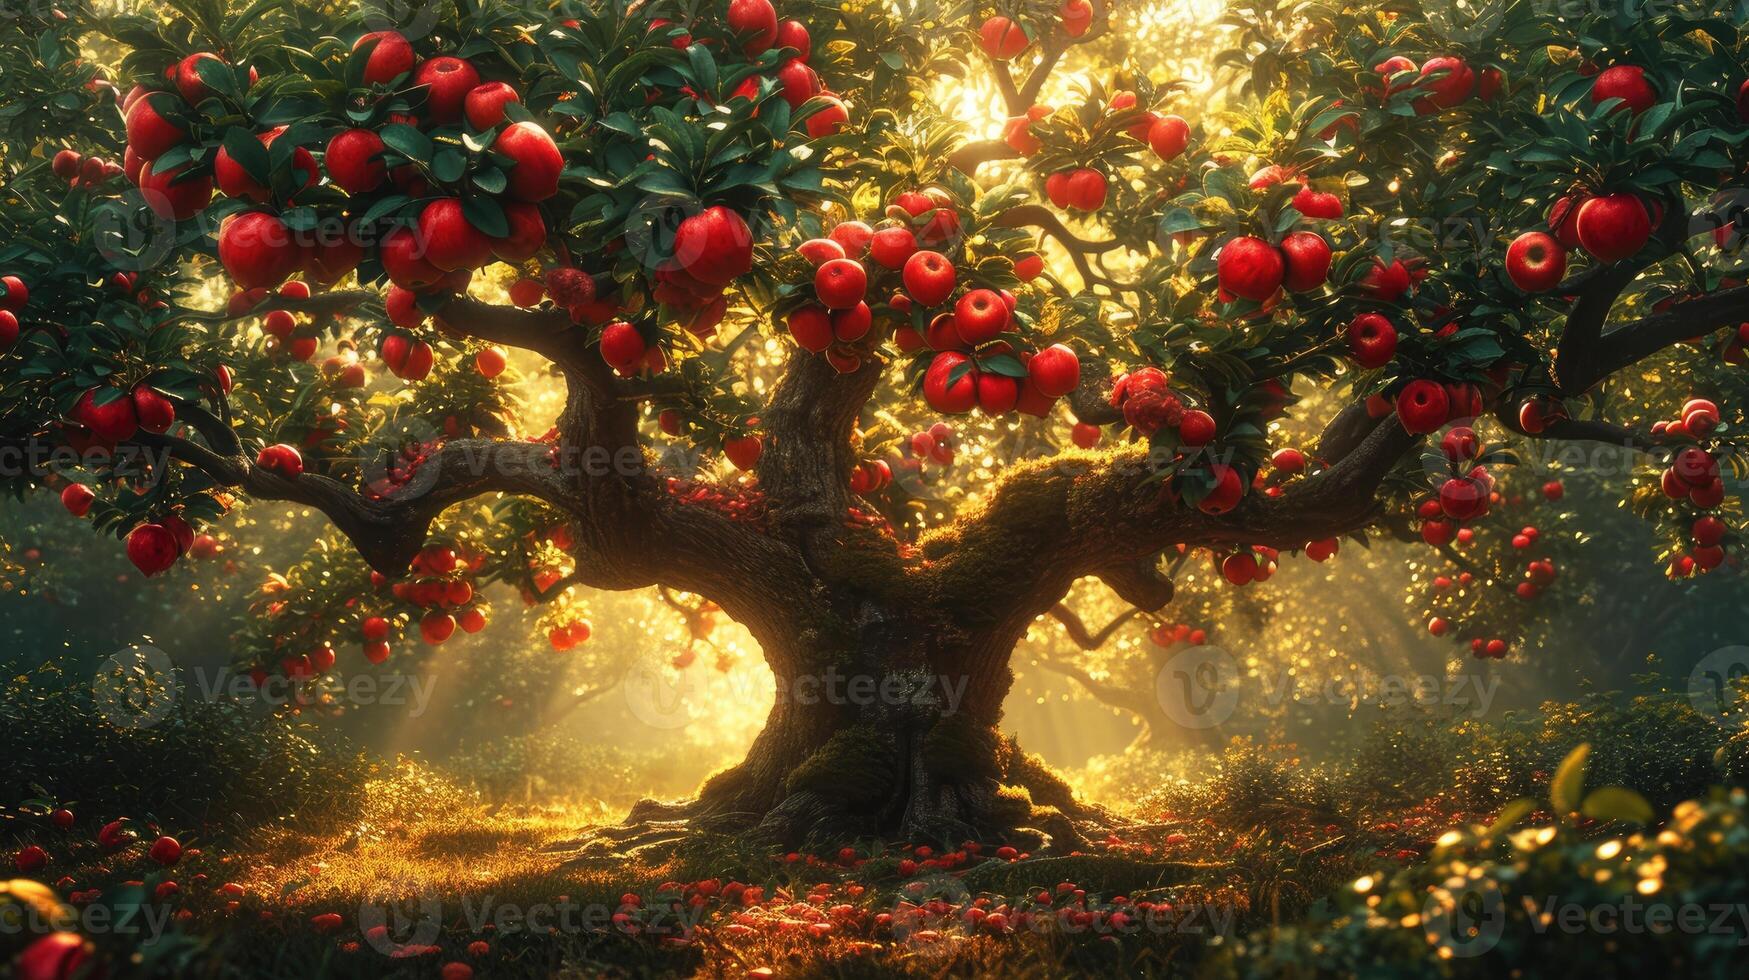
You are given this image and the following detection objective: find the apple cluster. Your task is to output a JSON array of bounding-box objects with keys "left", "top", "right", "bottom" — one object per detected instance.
[
  {"left": 0, "top": 275, "right": 26, "bottom": 353},
  {"left": 50, "top": 148, "right": 124, "bottom": 189},
  {"left": 782, "top": 188, "right": 1081, "bottom": 419},
  {"left": 1004, "top": 91, "right": 1192, "bottom": 212},
  {"left": 1414, "top": 426, "right": 1498, "bottom": 549}
]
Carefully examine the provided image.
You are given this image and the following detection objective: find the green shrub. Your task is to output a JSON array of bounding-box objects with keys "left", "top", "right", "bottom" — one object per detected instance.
[
  {"left": 1214, "top": 787, "right": 1749, "bottom": 978},
  {"left": 0, "top": 661, "right": 366, "bottom": 837}
]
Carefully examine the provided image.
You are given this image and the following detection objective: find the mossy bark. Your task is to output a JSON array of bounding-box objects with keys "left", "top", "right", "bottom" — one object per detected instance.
[{"left": 624, "top": 571, "right": 1108, "bottom": 850}]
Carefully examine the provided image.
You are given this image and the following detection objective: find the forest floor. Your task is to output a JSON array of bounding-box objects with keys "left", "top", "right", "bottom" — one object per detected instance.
[
  {"left": 14, "top": 692, "right": 1748, "bottom": 977},
  {"left": 14, "top": 766, "right": 1473, "bottom": 979}
]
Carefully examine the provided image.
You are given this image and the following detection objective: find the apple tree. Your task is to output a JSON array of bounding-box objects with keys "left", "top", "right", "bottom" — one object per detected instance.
[{"left": 3, "top": 0, "right": 1748, "bottom": 850}]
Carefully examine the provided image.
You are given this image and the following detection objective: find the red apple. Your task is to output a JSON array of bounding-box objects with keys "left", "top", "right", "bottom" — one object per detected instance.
[
  {"left": 1028, "top": 344, "right": 1080, "bottom": 398},
  {"left": 464, "top": 81, "right": 521, "bottom": 129},
  {"left": 354, "top": 31, "right": 416, "bottom": 85},
  {"left": 671, "top": 206, "right": 753, "bottom": 286},
  {"left": 1148, "top": 115, "right": 1189, "bottom": 160},
  {"left": 73, "top": 388, "right": 139, "bottom": 442},
  {"left": 124, "top": 93, "right": 187, "bottom": 161},
  {"left": 218, "top": 211, "right": 300, "bottom": 289},
  {"left": 1576, "top": 193, "right": 1652, "bottom": 262},
  {"left": 1279, "top": 231, "right": 1331, "bottom": 292},
  {"left": 127, "top": 523, "right": 179, "bottom": 576},
  {"left": 1590, "top": 65, "right": 1656, "bottom": 115},
  {"left": 953, "top": 289, "right": 1010, "bottom": 346},
  {"left": 787, "top": 305, "right": 833, "bottom": 352},
  {"left": 1216, "top": 236, "right": 1284, "bottom": 301},
  {"left": 902, "top": 250, "right": 956, "bottom": 306},
  {"left": 325, "top": 128, "right": 387, "bottom": 193},
  {"left": 978, "top": 15, "right": 1028, "bottom": 60},
  {"left": 797, "top": 238, "right": 846, "bottom": 266},
  {"left": 1416, "top": 56, "right": 1475, "bottom": 110},
  {"left": 412, "top": 57, "right": 481, "bottom": 124},
  {"left": 814, "top": 258, "right": 868, "bottom": 309},
  {"left": 1395, "top": 379, "right": 1450, "bottom": 434},
  {"left": 724, "top": 433, "right": 764, "bottom": 470},
  {"left": 493, "top": 122, "right": 563, "bottom": 202},
  {"left": 923, "top": 351, "right": 978, "bottom": 413},
  {"left": 727, "top": 0, "right": 779, "bottom": 54},
  {"left": 139, "top": 161, "right": 213, "bottom": 221},
  {"left": 1505, "top": 231, "right": 1566, "bottom": 291},
  {"left": 256, "top": 443, "right": 304, "bottom": 478}
]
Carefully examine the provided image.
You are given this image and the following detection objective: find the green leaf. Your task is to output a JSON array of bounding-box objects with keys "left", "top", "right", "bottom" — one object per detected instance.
[
  {"left": 193, "top": 56, "right": 241, "bottom": 103},
  {"left": 1550, "top": 742, "right": 1590, "bottom": 815},
  {"left": 221, "top": 129, "right": 270, "bottom": 186},
  {"left": 461, "top": 196, "right": 508, "bottom": 238},
  {"left": 1158, "top": 207, "right": 1202, "bottom": 235},
  {"left": 359, "top": 194, "right": 411, "bottom": 224},
  {"left": 431, "top": 148, "right": 466, "bottom": 184},
  {"left": 471, "top": 168, "right": 507, "bottom": 195},
  {"left": 1580, "top": 786, "right": 1655, "bottom": 825},
  {"left": 686, "top": 43, "right": 718, "bottom": 95},
  {"left": 1485, "top": 798, "right": 1537, "bottom": 837},
  {"left": 379, "top": 124, "right": 433, "bottom": 164}
]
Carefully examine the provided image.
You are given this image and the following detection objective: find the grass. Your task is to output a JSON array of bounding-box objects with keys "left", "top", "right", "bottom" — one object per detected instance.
[{"left": 9, "top": 689, "right": 1749, "bottom": 977}]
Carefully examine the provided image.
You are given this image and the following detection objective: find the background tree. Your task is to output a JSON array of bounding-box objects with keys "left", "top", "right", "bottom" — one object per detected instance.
[{"left": 2, "top": 0, "right": 1746, "bottom": 851}]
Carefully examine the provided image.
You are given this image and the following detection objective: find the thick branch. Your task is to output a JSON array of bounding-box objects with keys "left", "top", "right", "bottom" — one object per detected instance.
[
  {"left": 948, "top": 139, "right": 1020, "bottom": 175},
  {"left": 1313, "top": 401, "right": 1383, "bottom": 465},
  {"left": 1567, "top": 284, "right": 1749, "bottom": 392},
  {"left": 994, "top": 205, "right": 1128, "bottom": 290},
  {"left": 1048, "top": 603, "right": 1138, "bottom": 649},
  {"left": 1097, "top": 559, "right": 1176, "bottom": 611},
  {"left": 759, "top": 344, "right": 885, "bottom": 534},
  {"left": 1034, "top": 656, "right": 1148, "bottom": 714},
  {"left": 437, "top": 297, "right": 590, "bottom": 371},
  {"left": 140, "top": 431, "right": 576, "bottom": 574}
]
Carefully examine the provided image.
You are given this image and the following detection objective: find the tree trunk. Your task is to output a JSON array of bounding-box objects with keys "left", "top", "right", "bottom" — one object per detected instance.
[{"left": 626, "top": 585, "right": 1101, "bottom": 851}]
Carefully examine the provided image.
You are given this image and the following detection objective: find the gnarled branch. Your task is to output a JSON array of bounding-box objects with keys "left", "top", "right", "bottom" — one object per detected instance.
[
  {"left": 138, "top": 430, "right": 577, "bottom": 574},
  {"left": 1048, "top": 602, "right": 1139, "bottom": 648}
]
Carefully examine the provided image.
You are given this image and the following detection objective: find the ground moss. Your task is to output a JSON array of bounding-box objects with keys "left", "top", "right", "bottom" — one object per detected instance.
[
  {"left": 784, "top": 724, "right": 897, "bottom": 809},
  {"left": 988, "top": 784, "right": 1035, "bottom": 826},
  {"left": 1004, "top": 742, "right": 1080, "bottom": 812},
  {"left": 921, "top": 713, "right": 1003, "bottom": 779}
]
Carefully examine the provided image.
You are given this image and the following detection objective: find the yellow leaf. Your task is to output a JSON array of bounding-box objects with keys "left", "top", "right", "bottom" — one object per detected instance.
[{"left": 1551, "top": 743, "right": 1591, "bottom": 815}]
